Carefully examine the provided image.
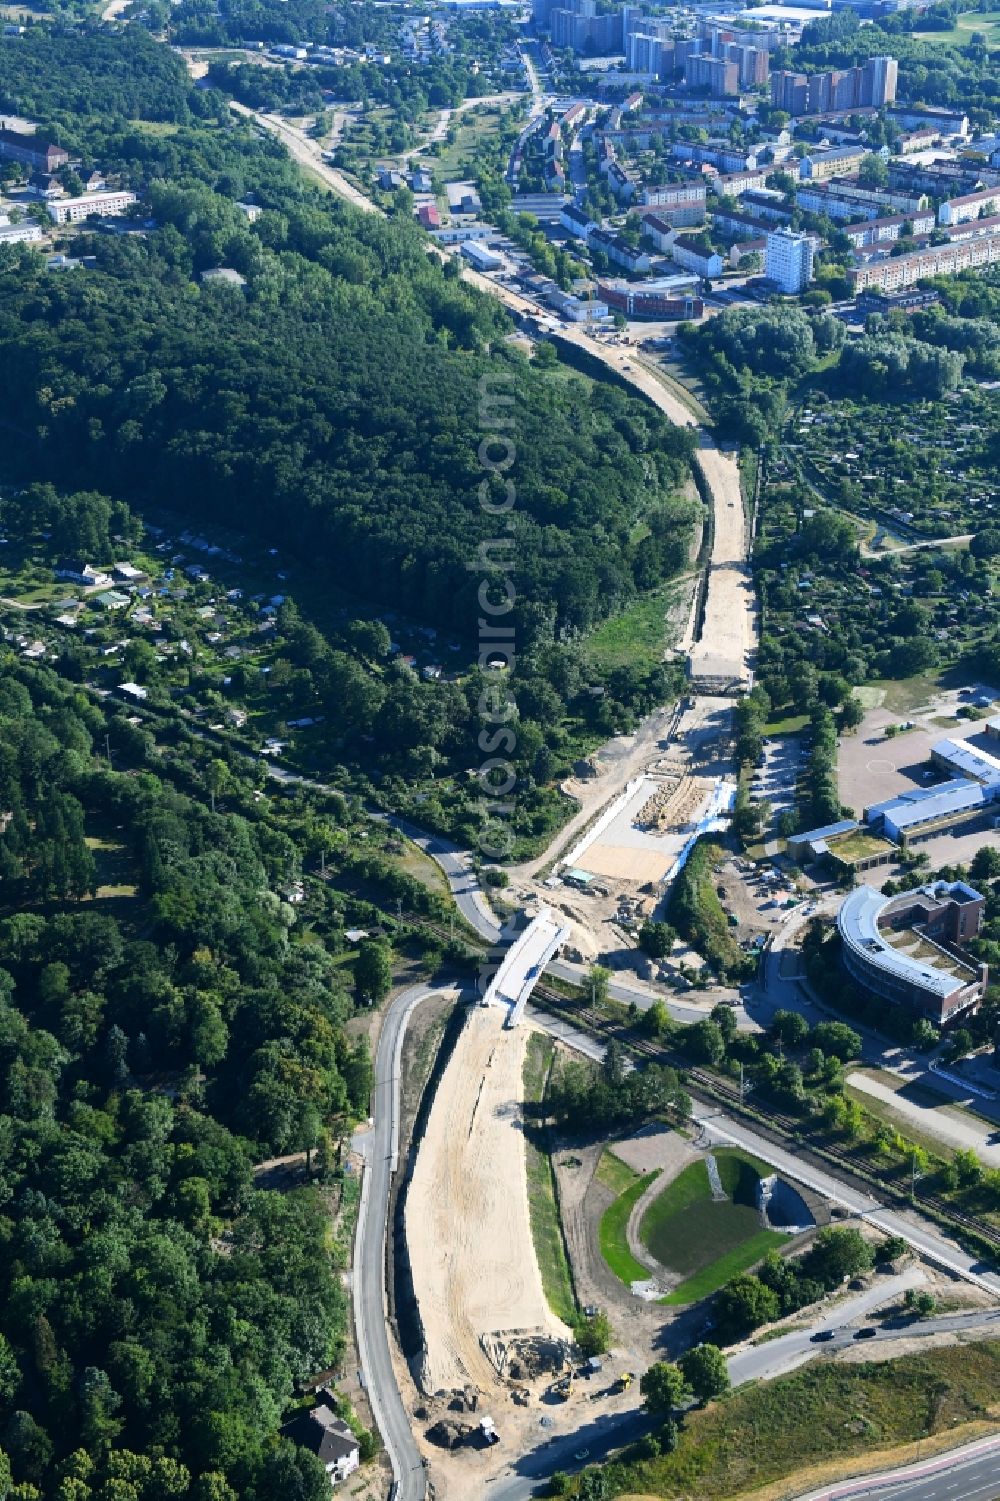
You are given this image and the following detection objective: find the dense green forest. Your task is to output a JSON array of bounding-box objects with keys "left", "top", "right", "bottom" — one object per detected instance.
[
  {"left": 0, "top": 37, "right": 695, "bottom": 642},
  {"left": 0, "top": 657, "right": 393, "bottom": 1500},
  {"left": 0, "top": 30, "right": 194, "bottom": 128},
  {"left": 0, "top": 26, "right": 699, "bottom": 852},
  {"left": 0, "top": 228, "right": 693, "bottom": 637}
]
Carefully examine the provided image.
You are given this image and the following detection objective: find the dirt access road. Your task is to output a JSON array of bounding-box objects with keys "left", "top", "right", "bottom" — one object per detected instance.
[
  {"left": 404, "top": 1006, "right": 571, "bottom": 1394},
  {"left": 229, "top": 102, "right": 379, "bottom": 215}
]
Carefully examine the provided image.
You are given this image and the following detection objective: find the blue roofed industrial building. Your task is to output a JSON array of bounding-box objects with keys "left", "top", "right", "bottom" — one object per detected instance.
[
  {"left": 931, "top": 737, "right": 1000, "bottom": 787},
  {"left": 865, "top": 778, "right": 990, "bottom": 844}
]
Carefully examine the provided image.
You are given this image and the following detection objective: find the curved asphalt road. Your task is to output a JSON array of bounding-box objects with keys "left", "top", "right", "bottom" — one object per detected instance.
[
  {"left": 485, "top": 1286, "right": 1000, "bottom": 1501},
  {"left": 792, "top": 1433, "right": 1000, "bottom": 1501},
  {"left": 354, "top": 982, "right": 449, "bottom": 1501}
]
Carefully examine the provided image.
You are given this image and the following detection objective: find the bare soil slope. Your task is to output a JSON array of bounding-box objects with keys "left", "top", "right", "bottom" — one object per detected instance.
[{"left": 405, "top": 1007, "right": 572, "bottom": 1393}]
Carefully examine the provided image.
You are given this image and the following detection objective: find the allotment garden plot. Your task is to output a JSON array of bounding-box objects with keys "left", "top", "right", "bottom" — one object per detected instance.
[{"left": 789, "top": 391, "right": 1000, "bottom": 540}]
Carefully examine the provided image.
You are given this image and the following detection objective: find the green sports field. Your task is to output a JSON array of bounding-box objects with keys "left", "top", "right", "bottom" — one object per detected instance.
[{"left": 640, "top": 1148, "right": 789, "bottom": 1305}]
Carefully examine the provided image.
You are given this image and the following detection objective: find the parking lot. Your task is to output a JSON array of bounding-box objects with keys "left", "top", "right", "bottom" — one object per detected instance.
[
  {"left": 750, "top": 735, "right": 805, "bottom": 831},
  {"left": 838, "top": 705, "right": 1000, "bottom": 817}
]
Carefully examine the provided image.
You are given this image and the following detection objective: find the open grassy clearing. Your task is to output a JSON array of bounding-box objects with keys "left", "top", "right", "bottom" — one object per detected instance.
[
  {"left": 391, "top": 836, "right": 450, "bottom": 896},
  {"left": 581, "top": 586, "right": 677, "bottom": 674},
  {"left": 429, "top": 104, "right": 507, "bottom": 179},
  {"left": 869, "top": 672, "right": 946, "bottom": 715},
  {"left": 660, "top": 1228, "right": 790, "bottom": 1306},
  {"left": 599, "top": 1169, "right": 660, "bottom": 1285},
  {"left": 914, "top": 8, "right": 1000, "bottom": 41},
  {"left": 523, "top": 1033, "right": 578, "bottom": 1325},
  {"left": 84, "top": 814, "right": 140, "bottom": 901},
  {"left": 762, "top": 712, "right": 809, "bottom": 737},
  {"left": 601, "top": 1342, "right": 1000, "bottom": 1500},
  {"left": 127, "top": 119, "right": 182, "bottom": 135}
]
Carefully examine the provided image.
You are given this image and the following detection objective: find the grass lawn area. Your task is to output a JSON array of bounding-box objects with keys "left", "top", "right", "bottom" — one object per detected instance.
[
  {"left": 608, "top": 1342, "right": 1000, "bottom": 1499},
  {"left": 431, "top": 105, "right": 507, "bottom": 180},
  {"left": 392, "top": 836, "right": 450, "bottom": 896},
  {"left": 763, "top": 713, "right": 808, "bottom": 736},
  {"left": 599, "top": 1169, "right": 660, "bottom": 1285},
  {"left": 596, "top": 1148, "right": 641, "bottom": 1197},
  {"left": 128, "top": 119, "right": 181, "bottom": 135},
  {"left": 523, "top": 1034, "right": 577, "bottom": 1325},
  {"left": 659, "top": 1228, "right": 789, "bottom": 1306},
  {"left": 640, "top": 1149, "right": 787, "bottom": 1304},
  {"left": 870, "top": 672, "right": 944, "bottom": 715},
  {"left": 85, "top": 820, "right": 139, "bottom": 900},
  {"left": 581, "top": 587, "right": 676, "bottom": 674},
  {"left": 854, "top": 685, "right": 886, "bottom": 710},
  {"left": 914, "top": 8, "right": 1000, "bottom": 41}
]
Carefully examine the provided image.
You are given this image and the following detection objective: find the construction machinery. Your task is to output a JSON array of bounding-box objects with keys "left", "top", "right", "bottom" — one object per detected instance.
[
  {"left": 551, "top": 1374, "right": 574, "bottom": 1402},
  {"left": 615, "top": 1372, "right": 634, "bottom": 1394}
]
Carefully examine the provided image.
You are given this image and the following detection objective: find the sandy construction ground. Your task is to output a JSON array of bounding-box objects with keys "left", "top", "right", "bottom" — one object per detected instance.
[
  {"left": 570, "top": 773, "right": 719, "bottom": 884},
  {"left": 689, "top": 445, "right": 756, "bottom": 688},
  {"left": 405, "top": 1007, "right": 571, "bottom": 1394}
]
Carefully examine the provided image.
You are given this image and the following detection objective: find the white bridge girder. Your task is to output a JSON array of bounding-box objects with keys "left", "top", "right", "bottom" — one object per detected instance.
[{"left": 481, "top": 906, "right": 571, "bottom": 1027}]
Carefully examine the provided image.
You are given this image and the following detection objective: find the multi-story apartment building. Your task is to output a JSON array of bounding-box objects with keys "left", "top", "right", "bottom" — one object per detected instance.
[
  {"left": 589, "top": 227, "right": 651, "bottom": 272},
  {"left": 549, "top": 0, "right": 622, "bottom": 53},
  {"left": 636, "top": 181, "right": 706, "bottom": 223},
  {"left": 841, "top": 209, "right": 935, "bottom": 248},
  {"left": 771, "top": 70, "right": 809, "bottom": 115},
  {"left": 771, "top": 56, "right": 896, "bottom": 116},
  {"left": 670, "top": 233, "right": 724, "bottom": 277},
  {"left": 848, "top": 225, "right": 1000, "bottom": 292},
  {"left": 799, "top": 144, "right": 868, "bottom": 181},
  {"left": 888, "top": 105, "right": 969, "bottom": 138},
  {"left": 765, "top": 226, "right": 814, "bottom": 292},
  {"left": 626, "top": 32, "right": 673, "bottom": 75},
  {"left": 726, "top": 43, "right": 769, "bottom": 88},
  {"left": 47, "top": 190, "right": 138, "bottom": 224},
  {"left": 711, "top": 207, "right": 784, "bottom": 240},
  {"left": 684, "top": 53, "right": 739, "bottom": 95},
  {"left": 669, "top": 141, "right": 757, "bottom": 174},
  {"left": 710, "top": 167, "right": 770, "bottom": 196},
  {"left": 795, "top": 180, "right": 928, "bottom": 220},
  {"left": 938, "top": 186, "right": 1000, "bottom": 225}
]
